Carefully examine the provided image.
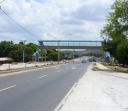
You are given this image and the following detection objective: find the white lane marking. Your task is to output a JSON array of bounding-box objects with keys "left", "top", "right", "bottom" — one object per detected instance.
[
  {"left": 0, "top": 85, "right": 16, "bottom": 92},
  {"left": 54, "top": 83, "right": 78, "bottom": 111},
  {"left": 38, "top": 75, "right": 47, "bottom": 79},
  {"left": 72, "top": 67, "right": 77, "bottom": 70}
]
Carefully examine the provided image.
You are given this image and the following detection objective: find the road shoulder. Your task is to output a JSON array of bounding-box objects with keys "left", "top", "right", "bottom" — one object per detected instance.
[
  {"left": 56, "top": 63, "right": 128, "bottom": 111},
  {"left": 0, "top": 62, "right": 67, "bottom": 77}
]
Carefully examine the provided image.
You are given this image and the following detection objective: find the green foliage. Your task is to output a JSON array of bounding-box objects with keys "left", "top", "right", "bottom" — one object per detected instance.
[
  {"left": 0, "top": 41, "right": 13, "bottom": 57},
  {"left": 0, "top": 41, "right": 64, "bottom": 62},
  {"left": 47, "top": 49, "right": 64, "bottom": 61},
  {"left": 47, "top": 49, "right": 58, "bottom": 61},
  {"left": 60, "top": 52, "right": 64, "bottom": 60},
  {"left": 102, "top": 0, "right": 128, "bottom": 65},
  {"left": 117, "top": 40, "right": 128, "bottom": 65},
  {"left": 0, "top": 41, "right": 38, "bottom": 62},
  {"left": 25, "top": 43, "right": 37, "bottom": 62}
]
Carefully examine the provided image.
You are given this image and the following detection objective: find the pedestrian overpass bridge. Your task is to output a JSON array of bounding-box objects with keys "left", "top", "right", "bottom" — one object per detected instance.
[
  {"left": 39, "top": 40, "right": 102, "bottom": 49},
  {"left": 38, "top": 40, "right": 103, "bottom": 61}
]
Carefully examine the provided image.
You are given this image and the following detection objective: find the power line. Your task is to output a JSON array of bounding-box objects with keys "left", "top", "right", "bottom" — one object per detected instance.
[
  {"left": 0, "top": 0, "right": 6, "bottom": 4},
  {"left": 0, "top": 0, "right": 59, "bottom": 41},
  {"left": 0, "top": 7, "right": 40, "bottom": 40},
  {"left": 0, "top": 4, "right": 59, "bottom": 41}
]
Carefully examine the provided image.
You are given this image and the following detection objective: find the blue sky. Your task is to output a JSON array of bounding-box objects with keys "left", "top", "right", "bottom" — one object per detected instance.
[{"left": 0, "top": 0, "right": 114, "bottom": 42}]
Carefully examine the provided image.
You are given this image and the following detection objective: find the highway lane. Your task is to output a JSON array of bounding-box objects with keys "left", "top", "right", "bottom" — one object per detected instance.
[{"left": 0, "top": 62, "right": 89, "bottom": 111}]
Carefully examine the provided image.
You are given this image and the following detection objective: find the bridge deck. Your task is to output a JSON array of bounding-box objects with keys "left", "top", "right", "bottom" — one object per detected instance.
[
  {"left": 39, "top": 46, "right": 101, "bottom": 49},
  {"left": 39, "top": 40, "right": 102, "bottom": 42},
  {"left": 39, "top": 40, "right": 102, "bottom": 49}
]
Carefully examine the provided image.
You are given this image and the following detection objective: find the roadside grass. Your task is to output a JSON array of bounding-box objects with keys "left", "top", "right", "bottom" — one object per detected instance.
[
  {"left": 103, "top": 63, "right": 128, "bottom": 73},
  {"left": 92, "top": 63, "right": 99, "bottom": 71}
]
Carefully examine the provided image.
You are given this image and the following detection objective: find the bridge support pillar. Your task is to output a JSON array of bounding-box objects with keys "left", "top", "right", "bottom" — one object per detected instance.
[{"left": 40, "top": 49, "right": 47, "bottom": 62}]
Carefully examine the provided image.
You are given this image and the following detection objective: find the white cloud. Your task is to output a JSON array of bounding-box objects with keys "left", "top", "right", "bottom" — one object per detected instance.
[{"left": 0, "top": 0, "right": 114, "bottom": 42}]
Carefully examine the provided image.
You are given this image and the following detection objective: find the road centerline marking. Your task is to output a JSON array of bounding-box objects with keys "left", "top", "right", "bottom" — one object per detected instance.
[
  {"left": 38, "top": 75, "right": 47, "bottom": 79},
  {"left": 0, "top": 85, "right": 16, "bottom": 92},
  {"left": 72, "top": 67, "right": 77, "bottom": 70}
]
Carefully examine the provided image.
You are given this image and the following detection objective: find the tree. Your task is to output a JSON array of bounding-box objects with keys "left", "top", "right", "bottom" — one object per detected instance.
[
  {"left": 25, "top": 43, "right": 38, "bottom": 62},
  {"left": 0, "top": 40, "right": 66, "bottom": 62},
  {"left": 0, "top": 41, "right": 38, "bottom": 62},
  {"left": 47, "top": 49, "right": 58, "bottom": 61},
  {"left": 47, "top": 49, "right": 64, "bottom": 61},
  {"left": 0, "top": 41, "right": 14, "bottom": 57},
  {"left": 102, "top": 0, "right": 128, "bottom": 65},
  {"left": 117, "top": 40, "right": 128, "bottom": 65}
]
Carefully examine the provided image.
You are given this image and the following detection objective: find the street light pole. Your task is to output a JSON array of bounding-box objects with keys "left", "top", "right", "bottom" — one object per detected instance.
[
  {"left": 21, "top": 40, "right": 26, "bottom": 63},
  {"left": 57, "top": 41, "right": 60, "bottom": 63},
  {"left": 23, "top": 49, "right": 25, "bottom": 63}
]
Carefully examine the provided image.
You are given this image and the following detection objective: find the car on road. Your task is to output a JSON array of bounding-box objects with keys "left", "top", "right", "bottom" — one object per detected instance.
[{"left": 81, "top": 60, "right": 87, "bottom": 63}]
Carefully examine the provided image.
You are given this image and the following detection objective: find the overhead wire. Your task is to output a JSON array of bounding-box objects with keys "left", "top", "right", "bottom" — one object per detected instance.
[
  {"left": 0, "top": 7, "right": 40, "bottom": 40},
  {"left": 0, "top": 0, "right": 58, "bottom": 42},
  {"left": 0, "top": 0, "right": 6, "bottom": 4}
]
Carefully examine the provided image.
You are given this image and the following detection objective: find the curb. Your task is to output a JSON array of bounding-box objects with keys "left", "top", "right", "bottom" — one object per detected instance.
[
  {"left": 54, "top": 64, "right": 91, "bottom": 111},
  {"left": 0, "top": 62, "right": 67, "bottom": 76},
  {"left": 54, "top": 83, "right": 78, "bottom": 111}
]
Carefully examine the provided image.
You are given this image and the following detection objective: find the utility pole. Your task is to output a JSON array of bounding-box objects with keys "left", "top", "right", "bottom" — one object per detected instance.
[
  {"left": 0, "top": 0, "right": 6, "bottom": 10},
  {"left": 57, "top": 41, "right": 60, "bottom": 63},
  {"left": 23, "top": 49, "right": 25, "bottom": 63},
  {"left": 0, "top": 0, "right": 6, "bottom": 5},
  {"left": 21, "top": 40, "right": 26, "bottom": 63},
  {"left": 96, "top": 41, "right": 98, "bottom": 58}
]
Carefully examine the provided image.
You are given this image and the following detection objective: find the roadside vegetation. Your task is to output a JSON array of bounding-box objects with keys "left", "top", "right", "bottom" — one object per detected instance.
[
  {"left": 107, "top": 65, "right": 128, "bottom": 73},
  {"left": 102, "top": 0, "right": 128, "bottom": 66},
  {"left": 0, "top": 41, "right": 64, "bottom": 62}
]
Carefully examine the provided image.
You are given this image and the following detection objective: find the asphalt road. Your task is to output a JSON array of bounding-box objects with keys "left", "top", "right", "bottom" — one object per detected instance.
[{"left": 0, "top": 62, "right": 89, "bottom": 111}]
